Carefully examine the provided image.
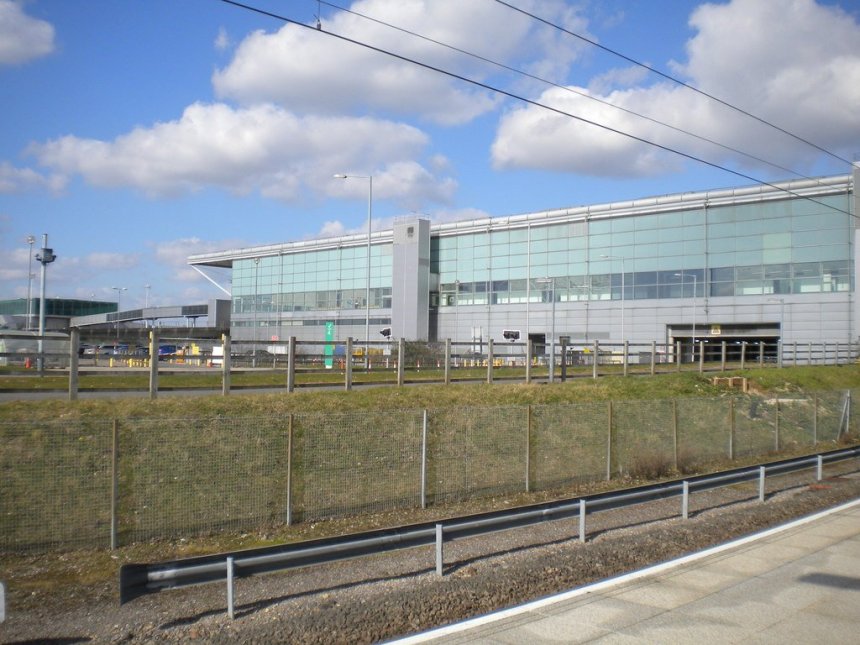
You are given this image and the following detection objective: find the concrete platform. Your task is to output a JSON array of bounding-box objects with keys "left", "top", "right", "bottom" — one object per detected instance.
[{"left": 395, "top": 499, "right": 860, "bottom": 644}]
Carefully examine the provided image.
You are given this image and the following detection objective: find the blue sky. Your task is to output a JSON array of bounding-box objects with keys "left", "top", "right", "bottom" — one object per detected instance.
[{"left": 2, "top": 0, "right": 859, "bottom": 308}]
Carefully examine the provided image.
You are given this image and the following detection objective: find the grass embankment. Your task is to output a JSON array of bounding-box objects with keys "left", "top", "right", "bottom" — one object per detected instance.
[
  {"left": 1, "top": 365, "right": 858, "bottom": 607},
  {"left": 1, "top": 364, "right": 858, "bottom": 422}
]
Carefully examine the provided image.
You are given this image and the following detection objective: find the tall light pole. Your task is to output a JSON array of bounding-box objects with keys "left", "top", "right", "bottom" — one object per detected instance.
[
  {"left": 536, "top": 277, "right": 556, "bottom": 383},
  {"left": 675, "top": 272, "right": 697, "bottom": 362},
  {"left": 601, "top": 255, "right": 627, "bottom": 343},
  {"left": 334, "top": 173, "right": 372, "bottom": 369},
  {"left": 768, "top": 297, "right": 785, "bottom": 367},
  {"left": 111, "top": 286, "right": 127, "bottom": 341},
  {"left": 34, "top": 234, "right": 56, "bottom": 372},
  {"left": 25, "top": 235, "right": 35, "bottom": 330}
]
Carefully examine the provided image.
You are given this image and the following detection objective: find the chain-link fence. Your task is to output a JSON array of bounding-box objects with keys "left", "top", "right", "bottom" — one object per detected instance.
[{"left": 2, "top": 390, "right": 856, "bottom": 552}]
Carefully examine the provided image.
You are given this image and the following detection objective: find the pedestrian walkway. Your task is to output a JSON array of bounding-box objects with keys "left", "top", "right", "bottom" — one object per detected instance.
[{"left": 396, "top": 498, "right": 860, "bottom": 644}]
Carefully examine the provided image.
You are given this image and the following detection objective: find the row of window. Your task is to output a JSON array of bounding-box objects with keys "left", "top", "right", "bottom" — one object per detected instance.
[
  {"left": 437, "top": 261, "right": 851, "bottom": 306},
  {"left": 232, "top": 287, "right": 393, "bottom": 314}
]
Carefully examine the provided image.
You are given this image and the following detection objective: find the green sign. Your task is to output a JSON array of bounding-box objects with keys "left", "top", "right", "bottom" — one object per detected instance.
[{"left": 324, "top": 321, "right": 335, "bottom": 369}]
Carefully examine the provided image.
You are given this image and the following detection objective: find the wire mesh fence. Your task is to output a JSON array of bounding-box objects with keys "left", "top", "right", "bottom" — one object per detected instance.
[{"left": 1, "top": 389, "right": 856, "bottom": 551}]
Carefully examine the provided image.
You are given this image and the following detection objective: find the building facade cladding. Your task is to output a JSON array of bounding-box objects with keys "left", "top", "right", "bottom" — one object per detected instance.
[
  {"left": 192, "top": 170, "right": 856, "bottom": 347},
  {"left": 434, "top": 171, "right": 856, "bottom": 348}
]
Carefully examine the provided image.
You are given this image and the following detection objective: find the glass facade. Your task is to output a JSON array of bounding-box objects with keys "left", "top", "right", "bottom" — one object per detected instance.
[
  {"left": 435, "top": 193, "right": 852, "bottom": 307},
  {"left": 231, "top": 244, "right": 393, "bottom": 317}
]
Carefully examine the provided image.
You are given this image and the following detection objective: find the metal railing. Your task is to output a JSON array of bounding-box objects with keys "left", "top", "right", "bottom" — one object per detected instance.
[
  {"left": 119, "top": 446, "right": 860, "bottom": 617},
  {"left": 1, "top": 331, "right": 857, "bottom": 400}
]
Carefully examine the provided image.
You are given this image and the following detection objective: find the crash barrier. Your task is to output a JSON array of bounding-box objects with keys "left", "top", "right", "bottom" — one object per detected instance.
[{"left": 118, "top": 447, "right": 860, "bottom": 617}]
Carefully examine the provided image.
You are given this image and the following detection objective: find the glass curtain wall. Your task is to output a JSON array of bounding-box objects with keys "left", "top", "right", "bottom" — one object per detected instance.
[
  {"left": 231, "top": 244, "right": 393, "bottom": 327},
  {"left": 435, "top": 193, "right": 852, "bottom": 307}
]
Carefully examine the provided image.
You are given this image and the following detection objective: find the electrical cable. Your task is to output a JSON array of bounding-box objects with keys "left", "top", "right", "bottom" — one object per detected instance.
[
  {"left": 493, "top": 0, "right": 854, "bottom": 168},
  {"left": 218, "top": 0, "right": 854, "bottom": 218},
  {"left": 314, "top": 0, "right": 823, "bottom": 185}
]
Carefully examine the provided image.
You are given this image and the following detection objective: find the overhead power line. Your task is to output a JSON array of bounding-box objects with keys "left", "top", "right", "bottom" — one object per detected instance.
[
  {"left": 493, "top": 0, "right": 854, "bottom": 168},
  {"left": 218, "top": 0, "right": 854, "bottom": 218},
  {"left": 314, "top": 0, "right": 820, "bottom": 184}
]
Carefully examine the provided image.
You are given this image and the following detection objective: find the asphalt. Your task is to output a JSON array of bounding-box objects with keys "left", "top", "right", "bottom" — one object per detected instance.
[{"left": 395, "top": 498, "right": 860, "bottom": 644}]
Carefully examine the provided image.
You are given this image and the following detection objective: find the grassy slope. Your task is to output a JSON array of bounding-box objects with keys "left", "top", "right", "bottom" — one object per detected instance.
[{"left": 1, "top": 365, "right": 859, "bottom": 422}]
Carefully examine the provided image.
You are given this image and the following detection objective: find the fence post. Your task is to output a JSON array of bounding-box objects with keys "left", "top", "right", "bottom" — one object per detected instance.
[
  {"left": 606, "top": 401, "right": 613, "bottom": 480},
  {"left": 817, "top": 454, "right": 824, "bottom": 482},
  {"left": 525, "top": 405, "right": 532, "bottom": 493},
  {"left": 222, "top": 333, "right": 231, "bottom": 396},
  {"left": 759, "top": 466, "right": 766, "bottom": 502},
  {"left": 525, "top": 339, "right": 532, "bottom": 384},
  {"left": 623, "top": 340, "right": 629, "bottom": 377},
  {"left": 593, "top": 340, "right": 599, "bottom": 379},
  {"left": 579, "top": 499, "right": 586, "bottom": 543},
  {"left": 435, "top": 524, "right": 444, "bottom": 576},
  {"left": 286, "top": 413, "right": 293, "bottom": 525},
  {"left": 777, "top": 339, "right": 783, "bottom": 368},
  {"left": 676, "top": 340, "right": 681, "bottom": 371},
  {"left": 68, "top": 327, "right": 79, "bottom": 401},
  {"left": 560, "top": 338, "right": 568, "bottom": 382},
  {"left": 345, "top": 337, "right": 353, "bottom": 391},
  {"left": 775, "top": 398, "right": 781, "bottom": 451},
  {"left": 813, "top": 395, "right": 819, "bottom": 445},
  {"left": 672, "top": 399, "right": 679, "bottom": 471},
  {"left": 650, "top": 340, "right": 656, "bottom": 376},
  {"left": 729, "top": 398, "right": 735, "bottom": 461},
  {"left": 487, "top": 338, "right": 494, "bottom": 384},
  {"left": 699, "top": 340, "right": 705, "bottom": 373},
  {"left": 682, "top": 481, "right": 689, "bottom": 520},
  {"left": 740, "top": 342, "right": 746, "bottom": 370},
  {"left": 111, "top": 419, "right": 119, "bottom": 550},
  {"left": 397, "top": 338, "right": 405, "bottom": 386},
  {"left": 226, "top": 557, "right": 235, "bottom": 620},
  {"left": 444, "top": 338, "right": 451, "bottom": 386},
  {"left": 721, "top": 340, "right": 726, "bottom": 371},
  {"left": 148, "top": 329, "right": 158, "bottom": 400},
  {"left": 759, "top": 341, "right": 764, "bottom": 367},
  {"left": 420, "top": 410, "right": 428, "bottom": 509},
  {"left": 287, "top": 336, "right": 296, "bottom": 392}
]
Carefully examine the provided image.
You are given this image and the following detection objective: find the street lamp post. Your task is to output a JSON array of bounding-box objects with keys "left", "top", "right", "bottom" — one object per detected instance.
[
  {"left": 334, "top": 173, "right": 372, "bottom": 369},
  {"left": 25, "top": 235, "right": 35, "bottom": 330},
  {"left": 601, "top": 255, "right": 627, "bottom": 343},
  {"left": 768, "top": 297, "right": 785, "bottom": 367},
  {"left": 111, "top": 286, "right": 127, "bottom": 341},
  {"left": 675, "top": 272, "right": 697, "bottom": 362},
  {"left": 536, "top": 277, "right": 556, "bottom": 383}
]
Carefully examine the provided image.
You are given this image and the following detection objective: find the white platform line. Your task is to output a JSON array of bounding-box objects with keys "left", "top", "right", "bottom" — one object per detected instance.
[{"left": 389, "top": 497, "right": 860, "bottom": 644}]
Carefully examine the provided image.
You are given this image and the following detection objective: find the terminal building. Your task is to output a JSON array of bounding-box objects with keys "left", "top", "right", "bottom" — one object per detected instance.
[{"left": 188, "top": 169, "right": 857, "bottom": 357}]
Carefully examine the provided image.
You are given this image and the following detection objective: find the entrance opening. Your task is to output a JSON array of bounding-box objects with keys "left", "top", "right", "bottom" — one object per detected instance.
[{"left": 669, "top": 322, "right": 780, "bottom": 363}]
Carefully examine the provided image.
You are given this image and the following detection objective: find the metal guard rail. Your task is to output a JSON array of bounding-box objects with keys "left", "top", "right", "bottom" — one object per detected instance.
[{"left": 120, "top": 446, "right": 860, "bottom": 607}]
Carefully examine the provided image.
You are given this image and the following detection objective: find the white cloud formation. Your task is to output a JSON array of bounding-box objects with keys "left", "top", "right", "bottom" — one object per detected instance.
[
  {"left": 214, "top": 26, "right": 231, "bottom": 51},
  {"left": 493, "top": 0, "right": 860, "bottom": 177},
  {"left": 0, "top": 0, "right": 54, "bottom": 65},
  {"left": 213, "top": 0, "right": 590, "bottom": 125},
  {"left": 154, "top": 236, "right": 243, "bottom": 283},
  {"left": 0, "top": 161, "right": 66, "bottom": 193},
  {"left": 28, "top": 102, "right": 456, "bottom": 205},
  {"left": 84, "top": 252, "right": 140, "bottom": 270}
]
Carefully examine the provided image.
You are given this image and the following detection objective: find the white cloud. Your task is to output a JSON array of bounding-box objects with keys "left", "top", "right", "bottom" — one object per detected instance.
[
  {"left": 0, "top": 161, "right": 66, "bottom": 193},
  {"left": 0, "top": 0, "right": 54, "bottom": 65},
  {"left": 493, "top": 0, "right": 860, "bottom": 177},
  {"left": 214, "top": 26, "right": 231, "bottom": 51},
  {"left": 154, "top": 237, "right": 244, "bottom": 283},
  {"left": 28, "top": 102, "right": 455, "bottom": 205},
  {"left": 318, "top": 220, "right": 346, "bottom": 238},
  {"left": 84, "top": 252, "right": 140, "bottom": 270},
  {"left": 212, "top": 0, "right": 590, "bottom": 125}
]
